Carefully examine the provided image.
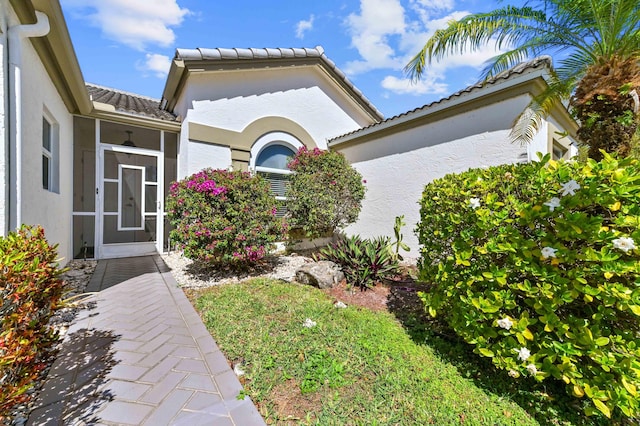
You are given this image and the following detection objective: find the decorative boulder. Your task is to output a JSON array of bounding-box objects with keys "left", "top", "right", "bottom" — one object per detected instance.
[{"left": 295, "top": 261, "right": 344, "bottom": 289}]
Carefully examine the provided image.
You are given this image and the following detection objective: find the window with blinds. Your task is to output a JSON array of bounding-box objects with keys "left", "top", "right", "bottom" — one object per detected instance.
[{"left": 255, "top": 144, "right": 296, "bottom": 217}]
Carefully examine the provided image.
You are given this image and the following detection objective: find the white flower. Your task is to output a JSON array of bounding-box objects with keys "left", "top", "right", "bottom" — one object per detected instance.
[
  {"left": 233, "top": 363, "right": 245, "bottom": 377},
  {"left": 497, "top": 317, "right": 513, "bottom": 330},
  {"left": 516, "top": 347, "right": 531, "bottom": 362},
  {"left": 526, "top": 364, "right": 538, "bottom": 375},
  {"left": 544, "top": 197, "right": 561, "bottom": 212},
  {"left": 469, "top": 198, "right": 481, "bottom": 209},
  {"left": 541, "top": 246, "right": 557, "bottom": 259},
  {"left": 612, "top": 237, "right": 637, "bottom": 253},
  {"left": 334, "top": 301, "right": 347, "bottom": 308},
  {"left": 560, "top": 180, "right": 581, "bottom": 196},
  {"left": 303, "top": 318, "right": 317, "bottom": 328},
  {"left": 508, "top": 369, "right": 519, "bottom": 378}
]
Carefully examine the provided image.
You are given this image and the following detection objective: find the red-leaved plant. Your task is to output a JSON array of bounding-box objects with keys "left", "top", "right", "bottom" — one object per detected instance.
[{"left": 0, "top": 226, "right": 65, "bottom": 419}]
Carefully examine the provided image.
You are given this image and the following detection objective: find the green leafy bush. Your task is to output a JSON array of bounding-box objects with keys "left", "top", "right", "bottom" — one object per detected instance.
[
  {"left": 0, "top": 226, "right": 65, "bottom": 419},
  {"left": 286, "top": 147, "right": 365, "bottom": 238},
  {"left": 417, "top": 153, "right": 640, "bottom": 420},
  {"left": 318, "top": 235, "right": 397, "bottom": 290},
  {"left": 167, "top": 169, "right": 285, "bottom": 268}
]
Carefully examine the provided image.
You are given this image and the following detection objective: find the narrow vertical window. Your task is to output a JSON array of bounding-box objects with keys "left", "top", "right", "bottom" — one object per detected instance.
[{"left": 42, "top": 117, "right": 52, "bottom": 190}]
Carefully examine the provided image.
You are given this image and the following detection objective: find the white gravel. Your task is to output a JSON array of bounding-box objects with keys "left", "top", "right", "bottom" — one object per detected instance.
[{"left": 161, "top": 251, "right": 314, "bottom": 288}]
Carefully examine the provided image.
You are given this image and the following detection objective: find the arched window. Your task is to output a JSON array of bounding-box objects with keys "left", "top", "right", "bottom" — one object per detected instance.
[
  {"left": 250, "top": 132, "right": 304, "bottom": 216},
  {"left": 256, "top": 144, "right": 296, "bottom": 201}
]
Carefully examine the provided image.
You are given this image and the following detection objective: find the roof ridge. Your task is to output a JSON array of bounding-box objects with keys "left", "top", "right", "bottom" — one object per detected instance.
[
  {"left": 86, "top": 82, "right": 162, "bottom": 103},
  {"left": 174, "top": 46, "right": 326, "bottom": 60}
]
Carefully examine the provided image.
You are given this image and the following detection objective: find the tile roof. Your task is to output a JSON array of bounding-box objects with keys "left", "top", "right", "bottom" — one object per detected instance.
[
  {"left": 87, "top": 84, "right": 178, "bottom": 122},
  {"left": 173, "top": 46, "right": 384, "bottom": 121},
  {"left": 329, "top": 56, "right": 553, "bottom": 143}
]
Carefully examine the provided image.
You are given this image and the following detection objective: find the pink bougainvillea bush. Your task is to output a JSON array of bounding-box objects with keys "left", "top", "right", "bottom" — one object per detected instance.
[{"left": 167, "top": 168, "right": 286, "bottom": 268}]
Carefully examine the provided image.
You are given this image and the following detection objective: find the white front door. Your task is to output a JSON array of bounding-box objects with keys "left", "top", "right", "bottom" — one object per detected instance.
[{"left": 97, "top": 145, "right": 164, "bottom": 259}]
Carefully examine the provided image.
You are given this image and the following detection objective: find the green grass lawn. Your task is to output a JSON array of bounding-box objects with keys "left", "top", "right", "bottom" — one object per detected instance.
[{"left": 193, "top": 278, "right": 607, "bottom": 425}]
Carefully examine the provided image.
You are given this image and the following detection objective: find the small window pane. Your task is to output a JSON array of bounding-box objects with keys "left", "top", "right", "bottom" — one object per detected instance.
[
  {"left": 552, "top": 141, "right": 567, "bottom": 160},
  {"left": 42, "top": 155, "right": 50, "bottom": 190},
  {"left": 259, "top": 172, "right": 289, "bottom": 197},
  {"left": 73, "top": 215, "right": 95, "bottom": 259},
  {"left": 42, "top": 118, "right": 51, "bottom": 151},
  {"left": 121, "top": 167, "right": 143, "bottom": 228},
  {"left": 104, "top": 182, "right": 118, "bottom": 212},
  {"left": 256, "top": 145, "right": 295, "bottom": 170},
  {"left": 145, "top": 185, "right": 157, "bottom": 213}
]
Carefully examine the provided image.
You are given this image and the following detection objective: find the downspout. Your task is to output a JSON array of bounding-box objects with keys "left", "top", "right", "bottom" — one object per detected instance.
[{"left": 8, "top": 10, "right": 50, "bottom": 229}]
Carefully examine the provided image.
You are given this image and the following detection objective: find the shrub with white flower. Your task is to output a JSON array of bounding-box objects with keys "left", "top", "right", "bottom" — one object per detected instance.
[
  {"left": 612, "top": 236, "right": 636, "bottom": 253},
  {"left": 496, "top": 317, "right": 513, "bottom": 330},
  {"left": 543, "top": 197, "right": 561, "bottom": 211},
  {"left": 541, "top": 246, "right": 557, "bottom": 259},
  {"left": 560, "top": 179, "right": 581, "bottom": 196},
  {"left": 516, "top": 347, "right": 531, "bottom": 362},
  {"left": 418, "top": 153, "right": 640, "bottom": 420},
  {"left": 469, "top": 198, "right": 481, "bottom": 209}
]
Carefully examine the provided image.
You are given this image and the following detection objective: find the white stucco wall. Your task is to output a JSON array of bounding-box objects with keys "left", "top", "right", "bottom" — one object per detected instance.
[
  {"left": 338, "top": 95, "right": 535, "bottom": 258},
  {"left": 176, "top": 67, "right": 374, "bottom": 134},
  {"left": 16, "top": 23, "right": 74, "bottom": 263},
  {"left": 172, "top": 67, "right": 374, "bottom": 178},
  {"left": 0, "top": 3, "right": 7, "bottom": 235},
  {"left": 178, "top": 136, "right": 232, "bottom": 179}
]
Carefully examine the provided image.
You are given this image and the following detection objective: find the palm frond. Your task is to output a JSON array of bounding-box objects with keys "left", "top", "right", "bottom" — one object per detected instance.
[
  {"left": 510, "top": 104, "right": 545, "bottom": 146},
  {"left": 405, "top": 6, "right": 546, "bottom": 81}
]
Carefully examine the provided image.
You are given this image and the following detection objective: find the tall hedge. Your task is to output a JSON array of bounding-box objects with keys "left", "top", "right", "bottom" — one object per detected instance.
[{"left": 417, "top": 154, "right": 640, "bottom": 420}]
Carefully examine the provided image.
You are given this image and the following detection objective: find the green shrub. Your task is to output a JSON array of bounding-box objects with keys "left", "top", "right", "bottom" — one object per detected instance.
[
  {"left": 318, "top": 235, "right": 397, "bottom": 290},
  {"left": 417, "top": 153, "right": 640, "bottom": 420},
  {"left": 286, "top": 147, "right": 365, "bottom": 239},
  {"left": 167, "top": 169, "right": 285, "bottom": 268},
  {"left": 0, "top": 226, "right": 65, "bottom": 418}
]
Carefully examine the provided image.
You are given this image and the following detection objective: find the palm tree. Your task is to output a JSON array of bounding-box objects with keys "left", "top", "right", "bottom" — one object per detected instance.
[{"left": 406, "top": 0, "right": 640, "bottom": 159}]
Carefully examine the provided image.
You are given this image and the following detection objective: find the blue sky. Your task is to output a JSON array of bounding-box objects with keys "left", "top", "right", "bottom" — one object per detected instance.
[{"left": 60, "top": 0, "right": 521, "bottom": 118}]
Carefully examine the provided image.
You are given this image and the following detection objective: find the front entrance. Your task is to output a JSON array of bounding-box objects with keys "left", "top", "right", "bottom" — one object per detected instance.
[{"left": 96, "top": 145, "right": 164, "bottom": 259}]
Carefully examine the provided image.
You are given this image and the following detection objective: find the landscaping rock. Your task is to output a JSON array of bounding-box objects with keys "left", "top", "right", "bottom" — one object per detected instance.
[{"left": 295, "top": 261, "right": 344, "bottom": 289}]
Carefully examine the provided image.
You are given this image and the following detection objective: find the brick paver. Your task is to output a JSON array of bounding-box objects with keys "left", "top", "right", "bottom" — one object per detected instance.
[{"left": 28, "top": 255, "right": 265, "bottom": 426}]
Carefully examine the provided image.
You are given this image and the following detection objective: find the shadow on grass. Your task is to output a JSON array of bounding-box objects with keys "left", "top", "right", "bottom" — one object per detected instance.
[{"left": 386, "top": 285, "right": 610, "bottom": 426}]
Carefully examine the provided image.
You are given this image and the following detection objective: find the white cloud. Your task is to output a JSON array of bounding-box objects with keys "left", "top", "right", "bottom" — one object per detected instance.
[
  {"left": 62, "top": 0, "right": 190, "bottom": 50},
  {"left": 295, "top": 15, "right": 315, "bottom": 39},
  {"left": 344, "top": 0, "right": 407, "bottom": 74},
  {"left": 344, "top": 1, "right": 506, "bottom": 96},
  {"left": 381, "top": 74, "right": 448, "bottom": 95},
  {"left": 137, "top": 53, "right": 171, "bottom": 78}
]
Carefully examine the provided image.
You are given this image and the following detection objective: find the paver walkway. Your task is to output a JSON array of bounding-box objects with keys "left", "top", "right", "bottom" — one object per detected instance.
[{"left": 28, "top": 255, "right": 265, "bottom": 426}]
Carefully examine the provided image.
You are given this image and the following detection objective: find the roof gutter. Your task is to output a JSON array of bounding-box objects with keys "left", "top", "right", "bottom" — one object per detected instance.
[{"left": 8, "top": 10, "right": 50, "bottom": 230}]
